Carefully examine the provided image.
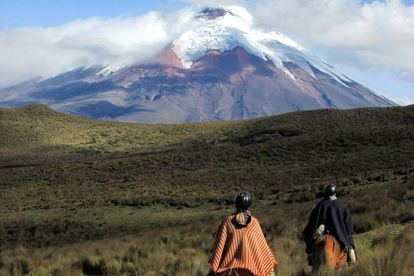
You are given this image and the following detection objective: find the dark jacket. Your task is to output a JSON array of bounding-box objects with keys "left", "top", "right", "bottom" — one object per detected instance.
[{"left": 302, "top": 198, "right": 354, "bottom": 252}]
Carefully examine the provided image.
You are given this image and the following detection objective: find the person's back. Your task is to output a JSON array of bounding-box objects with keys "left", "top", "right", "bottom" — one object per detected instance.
[
  {"left": 209, "top": 192, "right": 277, "bottom": 276},
  {"left": 302, "top": 184, "right": 356, "bottom": 269}
]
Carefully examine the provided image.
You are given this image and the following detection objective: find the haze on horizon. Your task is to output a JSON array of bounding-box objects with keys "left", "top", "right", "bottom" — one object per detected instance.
[{"left": 0, "top": 0, "right": 413, "bottom": 105}]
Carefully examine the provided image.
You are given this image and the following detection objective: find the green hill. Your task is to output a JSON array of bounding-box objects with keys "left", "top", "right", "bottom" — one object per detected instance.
[
  {"left": 0, "top": 104, "right": 413, "bottom": 275},
  {"left": 1, "top": 103, "right": 413, "bottom": 191}
]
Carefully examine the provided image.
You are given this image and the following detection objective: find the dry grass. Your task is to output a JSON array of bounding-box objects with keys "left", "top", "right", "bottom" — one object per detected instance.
[{"left": 0, "top": 221, "right": 412, "bottom": 276}]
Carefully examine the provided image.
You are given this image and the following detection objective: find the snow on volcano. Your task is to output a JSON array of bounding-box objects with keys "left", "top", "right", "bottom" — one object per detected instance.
[
  {"left": 171, "top": 6, "right": 350, "bottom": 84},
  {"left": 0, "top": 5, "right": 396, "bottom": 123}
]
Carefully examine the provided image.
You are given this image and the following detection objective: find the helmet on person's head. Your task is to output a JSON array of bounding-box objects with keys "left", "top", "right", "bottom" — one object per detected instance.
[
  {"left": 235, "top": 191, "right": 252, "bottom": 211},
  {"left": 324, "top": 183, "right": 337, "bottom": 197}
]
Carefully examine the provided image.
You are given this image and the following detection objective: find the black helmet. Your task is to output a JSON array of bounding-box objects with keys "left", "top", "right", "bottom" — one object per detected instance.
[
  {"left": 324, "top": 183, "right": 337, "bottom": 197},
  {"left": 235, "top": 192, "right": 252, "bottom": 211}
]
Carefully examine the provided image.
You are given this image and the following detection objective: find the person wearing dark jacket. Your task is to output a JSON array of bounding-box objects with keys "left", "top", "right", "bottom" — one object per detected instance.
[{"left": 302, "top": 183, "right": 356, "bottom": 268}]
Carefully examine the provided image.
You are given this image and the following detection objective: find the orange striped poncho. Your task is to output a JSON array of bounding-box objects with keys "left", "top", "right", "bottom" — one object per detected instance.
[{"left": 209, "top": 213, "right": 278, "bottom": 276}]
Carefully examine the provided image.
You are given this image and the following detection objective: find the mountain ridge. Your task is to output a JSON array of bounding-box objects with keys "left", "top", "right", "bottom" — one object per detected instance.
[
  {"left": 0, "top": 6, "right": 396, "bottom": 123},
  {"left": 1, "top": 103, "right": 412, "bottom": 168}
]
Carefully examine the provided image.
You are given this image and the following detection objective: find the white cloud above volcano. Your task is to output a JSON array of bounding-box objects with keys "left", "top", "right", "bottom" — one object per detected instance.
[
  {"left": 0, "top": 12, "right": 172, "bottom": 87},
  {"left": 250, "top": 0, "right": 414, "bottom": 82},
  {"left": 0, "top": 0, "right": 413, "bottom": 96}
]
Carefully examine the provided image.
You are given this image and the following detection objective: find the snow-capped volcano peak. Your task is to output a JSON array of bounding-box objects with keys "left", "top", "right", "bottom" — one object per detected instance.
[
  {"left": 171, "top": 5, "right": 349, "bottom": 83},
  {"left": 0, "top": 5, "right": 395, "bottom": 124},
  {"left": 196, "top": 6, "right": 254, "bottom": 25},
  {"left": 196, "top": 7, "right": 238, "bottom": 20}
]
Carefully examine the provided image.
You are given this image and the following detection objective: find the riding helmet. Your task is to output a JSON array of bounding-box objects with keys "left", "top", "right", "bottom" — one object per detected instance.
[
  {"left": 235, "top": 191, "right": 252, "bottom": 211},
  {"left": 324, "top": 183, "right": 337, "bottom": 197}
]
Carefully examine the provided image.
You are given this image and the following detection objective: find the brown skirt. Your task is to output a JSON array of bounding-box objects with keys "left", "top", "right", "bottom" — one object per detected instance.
[{"left": 312, "top": 235, "right": 347, "bottom": 270}]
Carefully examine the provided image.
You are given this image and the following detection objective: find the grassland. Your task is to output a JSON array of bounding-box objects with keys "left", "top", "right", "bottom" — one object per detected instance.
[{"left": 0, "top": 104, "right": 413, "bottom": 275}]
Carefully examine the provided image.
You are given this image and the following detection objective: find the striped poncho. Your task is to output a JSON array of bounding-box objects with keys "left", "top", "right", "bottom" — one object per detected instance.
[{"left": 209, "top": 213, "right": 278, "bottom": 276}]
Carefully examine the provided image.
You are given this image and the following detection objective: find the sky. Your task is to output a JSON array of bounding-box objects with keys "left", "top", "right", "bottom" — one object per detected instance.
[{"left": 0, "top": 0, "right": 413, "bottom": 105}]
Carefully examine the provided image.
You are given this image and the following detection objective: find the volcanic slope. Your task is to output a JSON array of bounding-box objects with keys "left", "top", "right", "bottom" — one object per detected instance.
[{"left": 0, "top": 6, "right": 395, "bottom": 123}]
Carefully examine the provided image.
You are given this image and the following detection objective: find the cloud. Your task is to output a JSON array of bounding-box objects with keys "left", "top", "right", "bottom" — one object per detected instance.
[
  {"left": 251, "top": 0, "right": 414, "bottom": 82},
  {"left": 0, "top": 12, "right": 173, "bottom": 87},
  {"left": 180, "top": 0, "right": 247, "bottom": 5},
  {"left": 1, "top": 0, "right": 413, "bottom": 90}
]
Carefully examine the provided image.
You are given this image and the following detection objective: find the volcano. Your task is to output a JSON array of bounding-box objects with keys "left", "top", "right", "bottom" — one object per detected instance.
[{"left": 0, "top": 6, "right": 395, "bottom": 123}]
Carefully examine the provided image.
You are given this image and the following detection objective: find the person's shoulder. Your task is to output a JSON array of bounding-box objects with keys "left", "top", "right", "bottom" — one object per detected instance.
[
  {"left": 329, "top": 198, "right": 349, "bottom": 210},
  {"left": 332, "top": 199, "right": 345, "bottom": 206},
  {"left": 316, "top": 198, "right": 329, "bottom": 207},
  {"left": 318, "top": 198, "right": 341, "bottom": 209},
  {"left": 221, "top": 214, "right": 234, "bottom": 223},
  {"left": 337, "top": 199, "right": 351, "bottom": 210},
  {"left": 248, "top": 215, "right": 261, "bottom": 226}
]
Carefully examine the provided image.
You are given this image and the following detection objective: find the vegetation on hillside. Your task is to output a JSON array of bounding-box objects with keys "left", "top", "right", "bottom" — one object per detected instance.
[{"left": 0, "top": 104, "right": 413, "bottom": 275}]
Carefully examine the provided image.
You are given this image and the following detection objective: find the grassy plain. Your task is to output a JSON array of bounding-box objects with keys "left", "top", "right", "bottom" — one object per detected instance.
[{"left": 0, "top": 104, "right": 413, "bottom": 275}]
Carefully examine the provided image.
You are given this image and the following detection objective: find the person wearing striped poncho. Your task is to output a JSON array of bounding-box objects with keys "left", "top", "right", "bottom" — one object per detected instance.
[{"left": 209, "top": 192, "right": 278, "bottom": 276}]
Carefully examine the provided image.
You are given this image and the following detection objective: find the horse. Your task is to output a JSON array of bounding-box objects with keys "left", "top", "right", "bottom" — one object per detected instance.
[{"left": 310, "top": 234, "right": 348, "bottom": 271}]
